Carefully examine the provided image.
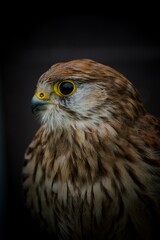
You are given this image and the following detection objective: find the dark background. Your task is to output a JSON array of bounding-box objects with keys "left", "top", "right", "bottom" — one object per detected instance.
[{"left": 1, "top": 13, "right": 160, "bottom": 239}]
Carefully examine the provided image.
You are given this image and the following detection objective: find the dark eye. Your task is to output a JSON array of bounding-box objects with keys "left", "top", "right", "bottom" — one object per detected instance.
[
  {"left": 59, "top": 81, "right": 74, "bottom": 95},
  {"left": 54, "top": 80, "right": 77, "bottom": 96}
]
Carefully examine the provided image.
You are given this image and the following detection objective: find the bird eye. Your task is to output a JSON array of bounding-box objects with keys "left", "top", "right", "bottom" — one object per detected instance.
[{"left": 54, "top": 80, "right": 76, "bottom": 96}]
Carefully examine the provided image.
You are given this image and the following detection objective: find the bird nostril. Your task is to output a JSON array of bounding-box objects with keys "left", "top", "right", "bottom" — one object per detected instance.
[
  {"left": 39, "top": 92, "right": 45, "bottom": 98},
  {"left": 35, "top": 91, "right": 48, "bottom": 100}
]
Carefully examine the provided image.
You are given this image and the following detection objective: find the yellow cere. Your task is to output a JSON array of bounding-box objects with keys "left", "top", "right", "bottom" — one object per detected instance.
[
  {"left": 53, "top": 80, "right": 77, "bottom": 97},
  {"left": 35, "top": 91, "right": 49, "bottom": 100}
]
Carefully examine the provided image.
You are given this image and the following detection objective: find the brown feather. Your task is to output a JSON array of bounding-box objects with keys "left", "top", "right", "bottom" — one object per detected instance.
[{"left": 23, "top": 59, "right": 160, "bottom": 240}]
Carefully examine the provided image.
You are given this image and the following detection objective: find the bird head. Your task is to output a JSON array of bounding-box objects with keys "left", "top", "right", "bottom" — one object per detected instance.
[{"left": 32, "top": 59, "right": 145, "bottom": 130}]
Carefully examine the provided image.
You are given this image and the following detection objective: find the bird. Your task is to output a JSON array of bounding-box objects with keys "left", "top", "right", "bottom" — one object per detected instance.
[{"left": 23, "top": 59, "right": 160, "bottom": 240}]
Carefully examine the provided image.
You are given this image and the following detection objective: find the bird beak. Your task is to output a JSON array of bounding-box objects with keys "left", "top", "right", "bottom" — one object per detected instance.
[{"left": 31, "top": 91, "right": 50, "bottom": 114}]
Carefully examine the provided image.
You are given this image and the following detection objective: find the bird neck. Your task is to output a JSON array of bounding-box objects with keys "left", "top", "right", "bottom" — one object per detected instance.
[{"left": 43, "top": 119, "right": 129, "bottom": 184}]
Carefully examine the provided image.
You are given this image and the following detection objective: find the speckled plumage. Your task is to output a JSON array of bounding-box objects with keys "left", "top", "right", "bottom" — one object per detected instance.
[{"left": 23, "top": 59, "right": 160, "bottom": 240}]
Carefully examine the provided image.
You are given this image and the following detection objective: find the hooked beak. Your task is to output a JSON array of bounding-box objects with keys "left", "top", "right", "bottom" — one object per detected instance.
[{"left": 31, "top": 95, "right": 49, "bottom": 114}]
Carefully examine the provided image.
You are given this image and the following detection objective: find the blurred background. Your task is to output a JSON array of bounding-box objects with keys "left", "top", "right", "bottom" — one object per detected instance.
[{"left": 1, "top": 13, "right": 160, "bottom": 239}]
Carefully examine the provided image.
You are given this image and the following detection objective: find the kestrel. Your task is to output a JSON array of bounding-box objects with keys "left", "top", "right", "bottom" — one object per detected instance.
[{"left": 23, "top": 59, "right": 160, "bottom": 240}]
